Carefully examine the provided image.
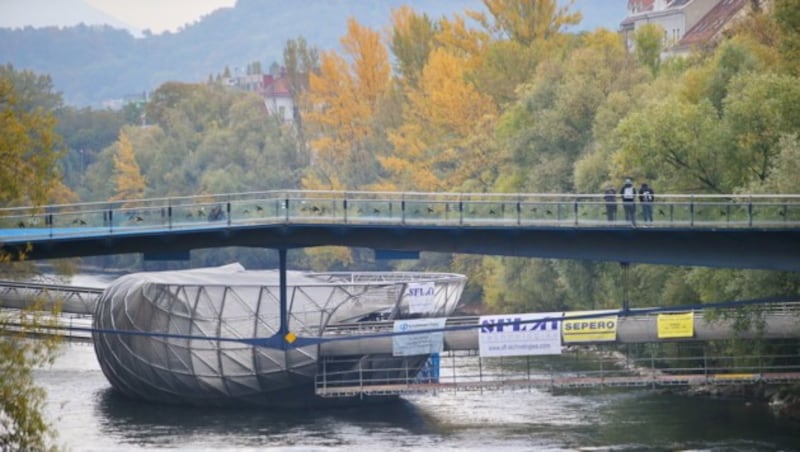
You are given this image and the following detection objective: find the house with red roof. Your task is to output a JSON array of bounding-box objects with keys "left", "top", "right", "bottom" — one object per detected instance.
[
  {"left": 619, "top": 0, "right": 765, "bottom": 57},
  {"left": 261, "top": 71, "right": 295, "bottom": 123}
]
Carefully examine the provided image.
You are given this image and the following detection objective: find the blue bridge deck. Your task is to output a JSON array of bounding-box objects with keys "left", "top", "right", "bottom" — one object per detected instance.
[{"left": 2, "top": 190, "right": 800, "bottom": 270}]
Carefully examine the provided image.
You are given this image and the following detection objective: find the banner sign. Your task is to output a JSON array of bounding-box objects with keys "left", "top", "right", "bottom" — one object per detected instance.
[
  {"left": 657, "top": 312, "right": 695, "bottom": 339},
  {"left": 562, "top": 310, "right": 618, "bottom": 343},
  {"left": 478, "top": 312, "right": 562, "bottom": 357},
  {"left": 406, "top": 282, "right": 436, "bottom": 313},
  {"left": 392, "top": 317, "right": 447, "bottom": 356}
]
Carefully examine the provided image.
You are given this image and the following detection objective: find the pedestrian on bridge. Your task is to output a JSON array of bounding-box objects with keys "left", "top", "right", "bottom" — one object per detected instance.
[
  {"left": 620, "top": 178, "right": 637, "bottom": 225},
  {"left": 603, "top": 186, "right": 617, "bottom": 222},
  {"left": 639, "top": 182, "right": 655, "bottom": 223}
]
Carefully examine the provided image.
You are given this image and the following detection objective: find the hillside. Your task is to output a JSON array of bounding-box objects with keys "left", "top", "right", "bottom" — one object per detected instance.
[{"left": 0, "top": 0, "right": 626, "bottom": 107}]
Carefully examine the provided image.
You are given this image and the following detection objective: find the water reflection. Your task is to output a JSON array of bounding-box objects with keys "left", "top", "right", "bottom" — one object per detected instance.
[
  {"left": 595, "top": 392, "right": 800, "bottom": 451},
  {"left": 95, "top": 388, "right": 435, "bottom": 449}
]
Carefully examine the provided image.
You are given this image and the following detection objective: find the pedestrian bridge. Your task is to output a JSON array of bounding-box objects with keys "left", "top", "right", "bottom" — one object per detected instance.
[
  {"left": 2, "top": 190, "right": 800, "bottom": 270},
  {"left": 3, "top": 190, "right": 800, "bottom": 399}
]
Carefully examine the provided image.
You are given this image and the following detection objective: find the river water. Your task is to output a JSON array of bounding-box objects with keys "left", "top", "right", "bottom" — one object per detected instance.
[
  {"left": 36, "top": 341, "right": 800, "bottom": 451},
  {"left": 29, "top": 274, "right": 800, "bottom": 451}
]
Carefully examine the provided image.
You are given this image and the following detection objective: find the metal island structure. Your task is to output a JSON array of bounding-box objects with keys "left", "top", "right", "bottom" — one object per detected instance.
[{"left": 91, "top": 263, "right": 467, "bottom": 408}]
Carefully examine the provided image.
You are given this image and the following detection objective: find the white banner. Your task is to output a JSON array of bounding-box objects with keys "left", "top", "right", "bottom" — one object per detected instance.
[
  {"left": 392, "top": 318, "right": 447, "bottom": 356},
  {"left": 478, "top": 312, "right": 563, "bottom": 357},
  {"left": 406, "top": 282, "right": 436, "bottom": 313}
]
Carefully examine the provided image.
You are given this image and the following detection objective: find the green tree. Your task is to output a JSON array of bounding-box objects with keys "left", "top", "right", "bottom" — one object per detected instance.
[
  {"left": 706, "top": 40, "right": 760, "bottom": 114},
  {"left": 633, "top": 23, "right": 663, "bottom": 77},
  {"left": 498, "top": 29, "right": 645, "bottom": 193},
  {"left": 613, "top": 96, "right": 727, "bottom": 192},
  {"left": 0, "top": 65, "right": 63, "bottom": 451},
  {"left": 283, "top": 36, "right": 320, "bottom": 152},
  {"left": 774, "top": 0, "right": 800, "bottom": 75},
  {"left": 389, "top": 6, "right": 438, "bottom": 90},
  {"left": 722, "top": 72, "right": 800, "bottom": 187}
]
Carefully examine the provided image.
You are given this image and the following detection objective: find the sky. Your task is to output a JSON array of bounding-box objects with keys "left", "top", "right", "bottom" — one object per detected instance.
[
  {"left": 1, "top": 0, "right": 626, "bottom": 36},
  {"left": 0, "top": 0, "right": 236, "bottom": 34},
  {"left": 84, "top": 0, "right": 235, "bottom": 33}
]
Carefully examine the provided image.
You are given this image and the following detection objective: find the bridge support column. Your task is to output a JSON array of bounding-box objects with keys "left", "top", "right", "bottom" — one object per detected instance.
[
  {"left": 621, "top": 262, "right": 630, "bottom": 311},
  {"left": 279, "top": 248, "right": 288, "bottom": 346}
]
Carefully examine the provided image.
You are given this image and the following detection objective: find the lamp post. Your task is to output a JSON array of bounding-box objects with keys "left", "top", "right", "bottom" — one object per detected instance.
[{"left": 79, "top": 148, "right": 85, "bottom": 187}]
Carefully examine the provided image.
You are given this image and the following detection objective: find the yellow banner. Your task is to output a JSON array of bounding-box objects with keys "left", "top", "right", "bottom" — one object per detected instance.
[
  {"left": 657, "top": 312, "right": 694, "bottom": 339},
  {"left": 562, "top": 311, "right": 618, "bottom": 343}
]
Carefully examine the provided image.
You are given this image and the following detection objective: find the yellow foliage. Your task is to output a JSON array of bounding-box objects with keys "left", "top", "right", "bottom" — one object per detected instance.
[
  {"left": 383, "top": 47, "right": 498, "bottom": 192},
  {"left": 110, "top": 130, "right": 147, "bottom": 203},
  {"left": 0, "top": 77, "right": 62, "bottom": 207},
  {"left": 341, "top": 17, "right": 391, "bottom": 110},
  {"left": 436, "top": 15, "right": 489, "bottom": 68},
  {"left": 302, "top": 18, "right": 391, "bottom": 191},
  {"left": 468, "top": 0, "right": 581, "bottom": 44},
  {"left": 47, "top": 179, "right": 79, "bottom": 205}
]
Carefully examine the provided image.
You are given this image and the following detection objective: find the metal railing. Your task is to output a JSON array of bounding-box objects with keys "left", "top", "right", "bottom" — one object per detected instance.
[
  {"left": 2, "top": 190, "right": 800, "bottom": 242},
  {"left": 315, "top": 349, "right": 800, "bottom": 397}
]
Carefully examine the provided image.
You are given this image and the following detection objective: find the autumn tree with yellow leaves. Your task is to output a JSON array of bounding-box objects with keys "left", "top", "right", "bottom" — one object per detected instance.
[
  {"left": 110, "top": 129, "right": 147, "bottom": 203},
  {"left": 382, "top": 47, "right": 498, "bottom": 192},
  {"left": 302, "top": 17, "right": 391, "bottom": 191}
]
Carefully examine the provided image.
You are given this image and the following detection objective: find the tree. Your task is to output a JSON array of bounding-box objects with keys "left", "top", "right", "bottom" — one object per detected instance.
[
  {"left": 613, "top": 96, "right": 727, "bottom": 193},
  {"left": 0, "top": 304, "right": 61, "bottom": 451},
  {"left": 0, "top": 66, "right": 63, "bottom": 451},
  {"left": 109, "top": 130, "right": 147, "bottom": 202},
  {"left": 705, "top": 40, "right": 760, "bottom": 114},
  {"left": 722, "top": 72, "right": 800, "bottom": 187},
  {"left": 382, "top": 47, "right": 498, "bottom": 191},
  {"left": 497, "top": 29, "right": 645, "bottom": 193},
  {"left": 774, "top": 0, "right": 800, "bottom": 75},
  {"left": 633, "top": 23, "right": 663, "bottom": 77},
  {"left": 468, "top": 0, "right": 581, "bottom": 45},
  {"left": 389, "top": 6, "right": 438, "bottom": 90},
  {"left": 302, "top": 18, "right": 391, "bottom": 190},
  {"left": 283, "top": 36, "right": 320, "bottom": 148},
  {"left": 0, "top": 69, "right": 63, "bottom": 207}
]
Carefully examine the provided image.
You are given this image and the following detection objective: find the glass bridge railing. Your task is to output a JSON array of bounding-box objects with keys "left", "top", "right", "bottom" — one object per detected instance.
[{"left": 2, "top": 190, "right": 800, "bottom": 241}]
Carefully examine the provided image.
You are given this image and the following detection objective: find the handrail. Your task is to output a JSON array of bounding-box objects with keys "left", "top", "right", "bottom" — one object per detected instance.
[{"left": 2, "top": 190, "right": 800, "bottom": 242}]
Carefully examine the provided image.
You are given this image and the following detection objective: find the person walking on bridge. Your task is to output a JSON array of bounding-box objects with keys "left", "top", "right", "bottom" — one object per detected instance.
[
  {"left": 603, "top": 186, "right": 617, "bottom": 221},
  {"left": 620, "top": 178, "right": 637, "bottom": 225},
  {"left": 639, "top": 182, "right": 655, "bottom": 223}
]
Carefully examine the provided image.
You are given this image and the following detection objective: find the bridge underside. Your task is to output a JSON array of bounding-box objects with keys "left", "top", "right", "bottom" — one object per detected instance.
[{"left": 6, "top": 224, "right": 800, "bottom": 271}]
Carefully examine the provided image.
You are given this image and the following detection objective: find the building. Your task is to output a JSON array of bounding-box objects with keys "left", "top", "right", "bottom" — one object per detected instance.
[
  {"left": 620, "top": 0, "right": 760, "bottom": 57},
  {"left": 673, "top": 0, "right": 760, "bottom": 55},
  {"left": 221, "top": 69, "right": 296, "bottom": 123},
  {"left": 261, "top": 72, "right": 295, "bottom": 123}
]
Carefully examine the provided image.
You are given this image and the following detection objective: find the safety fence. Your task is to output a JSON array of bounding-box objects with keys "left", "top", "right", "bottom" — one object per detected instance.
[
  {"left": 3, "top": 190, "right": 800, "bottom": 242},
  {"left": 315, "top": 346, "right": 800, "bottom": 397}
]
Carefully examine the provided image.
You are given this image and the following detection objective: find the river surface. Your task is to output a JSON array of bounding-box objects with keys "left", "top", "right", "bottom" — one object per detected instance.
[
  {"left": 36, "top": 343, "right": 800, "bottom": 452},
  {"left": 30, "top": 274, "right": 800, "bottom": 451}
]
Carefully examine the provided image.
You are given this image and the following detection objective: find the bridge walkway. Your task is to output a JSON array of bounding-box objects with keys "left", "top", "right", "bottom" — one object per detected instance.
[
  {"left": 315, "top": 349, "right": 800, "bottom": 397},
  {"left": 3, "top": 190, "right": 800, "bottom": 271}
]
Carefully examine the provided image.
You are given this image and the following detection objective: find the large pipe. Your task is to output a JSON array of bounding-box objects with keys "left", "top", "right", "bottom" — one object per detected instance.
[{"left": 318, "top": 312, "right": 800, "bottom": 356}]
